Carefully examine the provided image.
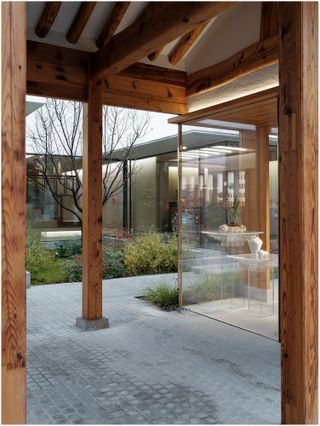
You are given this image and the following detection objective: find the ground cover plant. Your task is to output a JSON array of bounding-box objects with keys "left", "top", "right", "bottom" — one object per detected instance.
[
  {"left": 143, "top": 284, "right": 178, "bottom": 310},
  {"left": 141, "top": 271, "right": 243, "bottom": 310},
  {"left": 27, "top": 229, "right": 178, "bottom": 285},
  {"left": 183, "top": 272, "right": 242, "bottom": 305},
  {"left": 27, "top": 228, "right": 71, "bottom": 285}
]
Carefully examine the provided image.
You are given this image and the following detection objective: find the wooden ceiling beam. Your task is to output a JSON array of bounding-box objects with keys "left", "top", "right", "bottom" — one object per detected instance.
[
  {"left": 168, "top": 20, "right": 210, "bottom": 65},
  {"left": 35, "top": 2, "right": 62, "bottom": 38},
  {"left": 26, "top": 41, "right": 186, "bottom": 114},
  {"left": 186, "top": 35, "right": 279, "bottom": 97},
  {"left": 119, "top": 63, "right": 186, "bottom": 87},
  {"left": 147, "top": 49, "right": 163, "bottom": 62},
  {"left": 260, "top": 2, "right": 279, "bottom": 40},
  {"left": 96, "top": 2, "right": 130, "bottom": 49},
  {"left": 92, "top": 2, "right": 237, "bottom": 79},
  {"left": 67, "top": 2, "right": 97, "bottom": 44}
]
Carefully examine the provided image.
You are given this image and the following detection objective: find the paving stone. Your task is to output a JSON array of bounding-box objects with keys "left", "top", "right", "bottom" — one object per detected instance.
[{"left": 27, "top": 274, "right": 280, "bottom": 424}]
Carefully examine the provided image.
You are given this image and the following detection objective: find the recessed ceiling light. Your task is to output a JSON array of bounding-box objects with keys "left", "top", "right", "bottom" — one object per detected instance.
[{"left": 199, "top": 119, "right": 256, "bottom": 132}]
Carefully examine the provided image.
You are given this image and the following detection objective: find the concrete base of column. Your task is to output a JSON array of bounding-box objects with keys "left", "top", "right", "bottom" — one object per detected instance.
[{"left": 76, "top": 317, "right": 109, "bottom": 331}]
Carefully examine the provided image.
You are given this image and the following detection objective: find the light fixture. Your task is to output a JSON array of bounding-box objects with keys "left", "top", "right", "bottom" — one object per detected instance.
[
  {"left": 199, "top": 119, "right": 256, "bottom": 132},
  {"left": 214, "top": 145, "right": 249, "bottom": 152}
]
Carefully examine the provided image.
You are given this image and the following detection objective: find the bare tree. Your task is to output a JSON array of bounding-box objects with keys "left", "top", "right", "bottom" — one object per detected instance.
[{"left": 27, "top": 99, "right": 150, "bottom": 229}]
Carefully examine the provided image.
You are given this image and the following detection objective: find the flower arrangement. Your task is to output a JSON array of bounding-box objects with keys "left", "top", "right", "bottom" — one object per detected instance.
[{"left": 222, "top": 195, "right": 240, "bottom": 226}]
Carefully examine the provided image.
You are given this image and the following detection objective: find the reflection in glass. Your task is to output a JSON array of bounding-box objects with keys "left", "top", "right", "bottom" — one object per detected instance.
[{"left": 180, "top": 124, "right": 279, "bottom": 340}]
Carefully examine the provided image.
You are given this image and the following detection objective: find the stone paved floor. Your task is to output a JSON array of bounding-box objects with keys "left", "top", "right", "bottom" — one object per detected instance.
[{"left": 27, "top": 274, "right": 280, "bottom": 424}]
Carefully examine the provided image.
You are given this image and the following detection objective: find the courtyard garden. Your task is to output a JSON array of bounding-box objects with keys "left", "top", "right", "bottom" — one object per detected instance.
[{"left": 27, "top": 227, "right": 178, "bottom": 286}]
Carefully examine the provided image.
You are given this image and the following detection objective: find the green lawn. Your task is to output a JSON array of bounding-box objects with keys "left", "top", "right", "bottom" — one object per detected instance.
[{"left": 31, "top": 256, "right": 73, "bottom": 286}]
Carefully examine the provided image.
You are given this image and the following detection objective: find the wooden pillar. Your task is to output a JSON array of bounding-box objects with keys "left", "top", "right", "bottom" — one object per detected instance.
[
  {"left": 177, "top": 124, "right": 183, "bottom": 308},
  {"left": 279, "top": 2, "right": 318, "bottom": 423},
  {"left": 77, "top": 80, "right": 108, "bottom": 330},
  {"left": 241, "top": 128, "right": 270, "bottom": 289},
  {"left": 1, "top": 2, "right": 27, "bottom": 423}
]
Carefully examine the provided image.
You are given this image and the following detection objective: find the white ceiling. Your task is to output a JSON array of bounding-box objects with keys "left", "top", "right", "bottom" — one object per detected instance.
[{"left": 27, "top": 1, "right": 263, "bottom": 74}]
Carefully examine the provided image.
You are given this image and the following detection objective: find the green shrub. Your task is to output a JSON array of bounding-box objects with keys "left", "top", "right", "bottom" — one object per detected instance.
[
  {"left": 143, "top": 284, "right": 178, "bottom": 310},
  {"left": 102, "top": 246, "right": 126, "bottom": 278},
  {"left": 26, "top": 227, "right": 51, "bottom": 275},
  {"left": 183, "top": 272, "right": 242, "bottom": 305},
  {"left": 124, "top": 233, "right": 178, "bottom": 276},
  {"left": 65, "top": 246, "right": 127, "bottom": 281},
  {"left": 64, "top": 255, "right": 82, "bottom": 282},
  {"left": 55, "top": 240, "right": 82, "bottom": 258}
]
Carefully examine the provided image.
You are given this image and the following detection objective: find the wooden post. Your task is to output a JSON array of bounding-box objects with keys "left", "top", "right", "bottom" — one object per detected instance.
[
  {"left": 76, "top": 80, "right": 108, "bottom": 330},
  {"left": 177, "top": 124, "right": 183, "bottom": 308},
  {"left": 2, "top": 2, "right": 27, "bottom": 423},
  {"left": 240, "top": 128, "right": 270, "bottom": 290},
  {"left": 279, "top": 2, "right": 318, "bottom": 424}
]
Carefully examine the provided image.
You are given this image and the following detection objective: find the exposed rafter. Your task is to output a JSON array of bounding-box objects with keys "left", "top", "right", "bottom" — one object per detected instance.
[
  {"left": 67, "top": 2, "right": 97, "bottom": 44},
  {"left": 186, "top": 35, "right": 279, "bottom": 97},
  {"left": 96, "top": 2, "right": 131, "bottom": 49},
  {"left": 35, "top": 2, "right": 62, "bottom": 38},
  {"left": 92, "top": 2, "right": 237, "bottom": 79},
  {"left": 168, "top": 20, "right": 210, "bottom": 65},
  {"left": 147, "top": 49, "right": 163, "bottom": 62}
]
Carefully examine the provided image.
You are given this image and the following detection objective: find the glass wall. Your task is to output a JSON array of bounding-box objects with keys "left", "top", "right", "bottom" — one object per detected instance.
[{"left": 180, "top": 122, "right": 279, "bottom": 340}]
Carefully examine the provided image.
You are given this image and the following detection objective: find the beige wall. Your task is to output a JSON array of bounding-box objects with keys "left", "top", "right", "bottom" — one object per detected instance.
[{"left": 131, "top": 157, "right": 158, "bottom": 233}]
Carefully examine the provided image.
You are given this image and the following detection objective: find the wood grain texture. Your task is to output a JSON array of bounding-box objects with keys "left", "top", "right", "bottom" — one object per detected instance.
[
  {"left": 96, "top": 2, "right": 130, "bottom": 49},
  {"left": 147, "top": 49, "right": 162, "bottom": 62},
  {"left": 26, "top": 41, "right": 186, "bottom": 113},
  {"left": 2, "top": 2, "right": 27, "bottom": 423},
  {"left": 35, "top": 2, "right": 61, "bottom": 38},
  {"left": 92, "top": 2, "right": 237, "bottom": 78},
  {"left": 168, "top": 20, "right": 210, "bottom": 65},
  {"left": 186, "top": 35, "right": 279, "bottom": 97},
  {"left": 169, "top": 87, "right": 279, "bottom": 124},
  {"left": 177, "top": 124, "right": 183, "bottom": 308},
  {"left": 260, "top": 2, "right": 279, "bottom": 40},
  {"left": 82, "top": 80, "right": 103, "bottom": 321},
  {"left": 67, "top": 2, "right": 97, "bottom": 44},
  {"left": 27, "top": 41, "right": 89, "bottom": 101},
  {"left": 279, "top": 2, "right": 318, "bottom": 423},
  {"left": 119, "top": 63, "right": 186, "bottom": 87}
]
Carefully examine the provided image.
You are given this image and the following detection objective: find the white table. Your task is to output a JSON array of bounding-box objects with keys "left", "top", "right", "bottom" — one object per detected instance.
[
  {"left": 201, "top": 231, "right": 264, "bottom": 248},
  {"left": 227, "top": 253, "right": 278, "bottom": 313}
]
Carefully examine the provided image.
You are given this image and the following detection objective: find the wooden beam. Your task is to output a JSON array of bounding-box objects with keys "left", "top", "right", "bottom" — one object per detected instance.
[
  {"left": 147, "top": 49, "right": 162, "bottom": 62},
  {"left": 186, "top": 35, "right": 279, "bottom": 97},
  {"left": 35, "top": 2, "right": 61, "bottom": 38},
  {"left": 101, "top": 73, "right": 186, "bottom": 114},
  {"left": 67, "top": 2, "right": 97, "bottom": 44},
  {"left": 2, "top": 2, "right": 26, "bottom": 423},
  {"left": 279, "top": 2, "right": 318, "bottom": 424},
  {"left": 27, "top": 42, "right": 186, "bottom": 113},
  {"left": 168, "top": 20, "right": 210, "bottom": 65},
  {"left": 96, "top": 2, "right": 130, "bottom": 49},
  {"left": 92, "top": 2, "right": 237, "bottom": 78},
  {"left": 119, "top": 63, "right": 186, "bottom": 87},
  {"left": 169, "top": 87, "right": 279, "bottom": 124},
  {"left": 82, "top": 80, "right": 103, "bottom": 322},
  {"left": 260, "top": 2, "right": 279, "bottom": 40}
]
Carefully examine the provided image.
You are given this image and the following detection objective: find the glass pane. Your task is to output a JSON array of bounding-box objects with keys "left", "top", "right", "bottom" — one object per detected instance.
[{"left": 180, "top": 121, "right": 279, "bottom": 340}]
